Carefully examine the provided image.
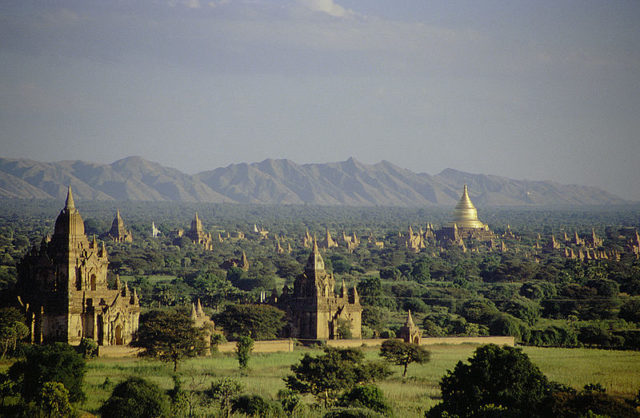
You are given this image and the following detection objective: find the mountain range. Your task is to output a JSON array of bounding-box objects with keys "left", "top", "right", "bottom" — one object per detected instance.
[{"left": 0, "top": 156, "right": 627, "bottom": 206}]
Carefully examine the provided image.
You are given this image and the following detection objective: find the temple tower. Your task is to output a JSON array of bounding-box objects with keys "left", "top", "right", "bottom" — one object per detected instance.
[
  {"left": 106, "top": 209, "right": 133, "bottom": 243},
  {"left": 17, "top": 187, "right": 140, "bottom": 346},
  {"left": 185, "top": 212, "right": 213, "bottom": 250},
  {"left": 398, "top": 310, "right": 422, "bottom": 345},
  {"left": 281, "top": 239, "right": 361, "bottom": 339}
]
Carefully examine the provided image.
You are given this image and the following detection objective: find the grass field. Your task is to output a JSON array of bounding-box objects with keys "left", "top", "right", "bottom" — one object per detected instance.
[{"left": 74, "top": 344, "right": 640, "bottom": 417}]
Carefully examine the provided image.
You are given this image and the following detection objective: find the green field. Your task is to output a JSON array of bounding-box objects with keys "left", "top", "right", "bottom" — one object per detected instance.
[{"left": 74, "top": 344, "right": 640, "bottom": 417}]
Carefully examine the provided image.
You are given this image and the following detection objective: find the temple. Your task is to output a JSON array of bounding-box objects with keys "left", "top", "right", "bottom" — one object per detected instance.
[
  {"left": 16, "top": 187, "right": 140, "bottom": 346},
  {"left": 105, "top": 209, "right": 133, "bottom": 243},
  {"left": 436, "top": 185, "right": 492, "bottom": 243},
  {"left": 279, "top": 240, "right": 361, "bottom": 339},
  {"left": 185, "top": 212, "right": 214, "bottom": 250},
  {"left": 398, "top": 310, "right": 422, "bottom": 344}
]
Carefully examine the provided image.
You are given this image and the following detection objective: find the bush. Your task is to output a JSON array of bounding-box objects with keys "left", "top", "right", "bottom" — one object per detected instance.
[
  {"left": 428, "top": 344, "right": 550, "bottom": 417},
  {"left": 78, "top": 338, "right": 98, "bottom": 358},
  {"left": 38, "top": 381, "right": 74, "bottom": 417},
  {"left": 231, "top": 394, "right": 284, "bottom": 417},
  {"left": 99, "top": 377, "right": 171, "bottom": 418},
  {"left": 544, "top": 390, "right": 640, "bottom": 418},
  {"left": 236, "top": 335, "right": 254, "bottom": 370},
  {"left": 323, "top": 407, "right": 386, "bottom": 418},
  {"left": 277, "top": 389, "right": 303, "bottom": 415},
  {"left": 8, "top": 343, "right": 86, "bottom": 403},
  {"left": 207, "top": 378, "right": 244, "bottom": 416},
  {"left": 337, "top": 385, "right": 392, "bottom": 415}
]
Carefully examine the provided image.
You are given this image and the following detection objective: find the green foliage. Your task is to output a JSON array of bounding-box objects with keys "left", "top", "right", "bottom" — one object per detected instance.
[
  {"left": 527, "top": 325, "right": 578, "bottom": 347},
  {"left": 337, "top": 318, "right": 353, "bottom": 339},
  {"left": 323, "top": 407, "right": 386, "bottom": 418},
  {"left": 620, "top": 299, "right": 640, "bottom": 323},
  {"left": 499, "top": 297, "right": 541, "bottom": 326},
  {"left": 78, "top": 337, "right": 98, "bottom": 358},
  {"left": 362, "top": 306, "right": 389, "bottom": 336},
  {"left": 38, "top": 381, "right": 74, "bottom": 418},
  {"left": 207, "top": 378, "right": 245, "bottom": 417},
  {"left": 583, "top": 383, "right": 606, "bottom": 393},
  {"left": 210, "top": 333, "right": 227, "bottom": 354},
  {"left": 284, "top": 347, "right": 391, "bottom": 407},
  {"left": 236, "top": 335, "right": 254, "bottom": 370},
  {"left": 379, "top": 339, "right": 430, "bottom": 377},
  {"left": 0, "top": 307, "right": 29, "bottom": 359},
  {"left": 544, "top": 389, "right": 640, "bottom": 418},
  {"left": 358, "top": 276, "right": 397, "bottom": 310},
  {"left": 8, "top": 342, "right": 86, "bottom": 403},
  {"left": 0, "top": 372, "right": 16, "bottom": 407},
  {"left": 132, "top": 308, "right": 207, "bottom": 372},
  {"left": 231, "top": 394, "right": 285, "bottom": 417},
  {"left": 337, "top": 384, "right": 392, "bottom": 415},
  {"left": 578, "top": 325, "right": 617, "bottom": 347},
  {"left": 214, "top": 303, "right": 286, "bottom": 340},
  {"left": 99, "top": 376, "right": 171, "bottom": 418},
  {"left": 277, "top": 388, "right": 302, "bottom": 415},
  {"left": 187, "top": 271, "right": 238, "bottom": 310},
  {"left": 429, "top": 344, "right": 551, "bottom": 417}
]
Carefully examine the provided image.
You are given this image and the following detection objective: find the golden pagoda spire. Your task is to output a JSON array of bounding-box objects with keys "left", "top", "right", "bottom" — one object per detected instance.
[{"left": 448, "top": 184, "right": 486, "bottom": 229}]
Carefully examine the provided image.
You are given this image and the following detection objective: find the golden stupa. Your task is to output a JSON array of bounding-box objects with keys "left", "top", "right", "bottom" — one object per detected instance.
[{"left": 448, "top": 184, "right": 487, "bottom": 229}]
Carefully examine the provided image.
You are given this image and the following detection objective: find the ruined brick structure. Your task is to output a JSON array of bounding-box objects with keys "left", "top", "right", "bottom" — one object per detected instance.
[{"left": 16, "top": 187, "right": 140, "bottom": 346}]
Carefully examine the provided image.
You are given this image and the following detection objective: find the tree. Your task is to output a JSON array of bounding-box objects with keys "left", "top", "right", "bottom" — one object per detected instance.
[
  {"left": 0, "top": 307, "right": 29, "bottom": 359},
  {"left": 284, "top": 347, "right": 390, "bottom": 407},
  {"left": 337, "top": 384, "right": 392, "bottom": 415},
  {"left": 99, "top": 377, "right": 171, "bottom": 418},
  {"left": 78, "top": 337, "right": 98, "bottom": 358},
  {"left": 132, "top": 309, "right": 207, "bottom": 372},
  {"left": 8, "top": 342, "right": 86, "bottom": 403},
  {"left": 362, "top": 306, "right": 389, "bottom": 336},
  {"left": 207, "top": 378, "right": 244, "bottom": 418},
  {"left": 236, "top": 335, "right": 254, "bottom": 370},
  {"left": 619, "top": 299, "right": 640, "bottom": 323},
  {"left": 231, "top": 394, "right": 284, "bottom": 417},
  {"left": 38, "top": 381, "right": 73, "bottom": 418},
  {"left": 214, "top": 304, "right": 286, "bottom": 340},
  {"left": 427, "top": 344, "right": 550, "bottom": 417},
  {"left": 379, "top": 339, "right": 430, "bottom": 377}
]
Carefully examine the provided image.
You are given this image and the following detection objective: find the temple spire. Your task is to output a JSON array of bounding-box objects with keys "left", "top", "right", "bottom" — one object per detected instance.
[
  {"left": 405, "top": 310, "right": 415, "bottom": 328},
  {"left": 65, "top": 186, "right": 75, "bottom": 210},
  {"left": 448, "top": 184, "right": 486, "bottom": 229},
  {"left": 306, "top": 237, "right": 325, "bottom": 273}
]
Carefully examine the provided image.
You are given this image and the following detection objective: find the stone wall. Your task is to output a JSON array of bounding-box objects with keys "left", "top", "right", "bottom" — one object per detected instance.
[
  {"left": 325, "top": 336, "right": 515, "bottom": 348},
  {"left": 216, "top": 339, "right": 295, "bottom": 353},
  {"left": 97, "top": 336, "right": 514, "bottom": 358}
]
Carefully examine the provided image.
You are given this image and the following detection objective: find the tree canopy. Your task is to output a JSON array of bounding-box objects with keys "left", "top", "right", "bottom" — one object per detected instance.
[
  {"left": 427, "top": 344, "right": 550, "bottom": 417},
  {"left": 214, "top": 303, "right": 286, "bottom": 340},
  {"left": 8, "top": 342, "right": 86, "bottom": 403},
  {"left": 132, "top": 308, "right": 207, "bottom": 372},
  {"left": 379, "top": 339, "right": 430, "bottom": 377},
  {"left": 284, "top": 347, "right": 390, "bottom": 407},
  {"left": 100, "top": 376, "right": 171, "bottom": 418}
]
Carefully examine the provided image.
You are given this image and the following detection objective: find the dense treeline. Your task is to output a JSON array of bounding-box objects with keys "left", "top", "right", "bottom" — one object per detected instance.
[{"left": 1, "top": 200, "right": 640, "bottom": 350}]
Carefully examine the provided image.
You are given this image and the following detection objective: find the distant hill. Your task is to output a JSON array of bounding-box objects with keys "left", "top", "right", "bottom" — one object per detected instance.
[{"left": 0, "top": 156, "right": 626, "bottom": 206}]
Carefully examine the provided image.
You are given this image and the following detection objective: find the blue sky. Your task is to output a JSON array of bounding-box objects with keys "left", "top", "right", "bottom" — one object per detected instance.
[{"left": 1, "top": 0, "right": 639, "bottom": 199}]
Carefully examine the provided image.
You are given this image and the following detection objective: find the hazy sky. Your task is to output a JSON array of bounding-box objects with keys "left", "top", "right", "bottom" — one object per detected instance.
[{"left": 1, "top": 1, "right": 639, "bottom": 200}]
